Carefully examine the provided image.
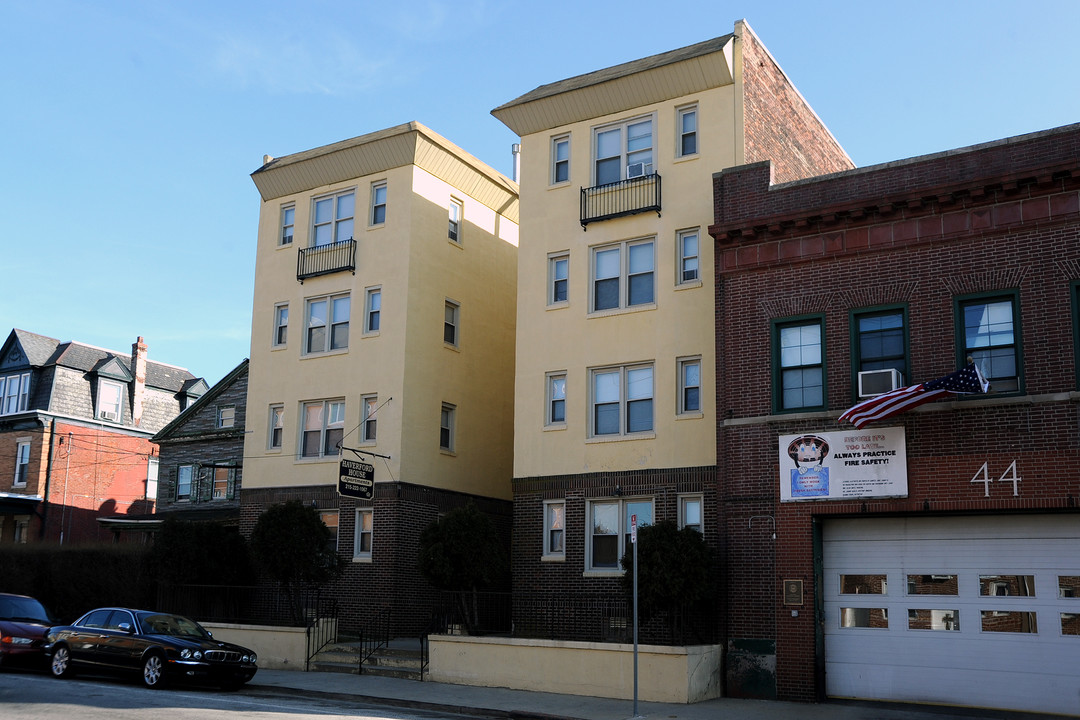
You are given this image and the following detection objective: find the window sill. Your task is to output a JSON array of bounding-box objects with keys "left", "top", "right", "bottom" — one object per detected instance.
[
  {"left": 543, "top": 424, "right": 567, "bottom": 432},
  {"left": 277, "top": 242, "right": 294, "bottom": 250},
  {"left": 265, "top": 448, "right": 283, "bottom": 454},
  {"left": 673, "top": 153, "right": 700, "bottom": 164},
  {"left": 676, "top": 412, "right": 704, "bottom": 420},
  {"left": 295, "top": 455, "right": 342, "bottom": 464},
  {"left": 548, "top": 181, "right": 571, "bottom": 190},
  {"left": 352, "top": 556, "right": 373, "bottom": 564},
  {"left": 368, "top": 223, "right": 385, "bottom": 231},
  {"left": 541, "top": 554, "right": 565, "bottom": 563},
  {"left": 582, "top": 569, "right": 624, "bottom": 578},
  {"left": 588, "top": 303, "right": 656, "bottom": 319},
  {"left": 444, "top": 343, "right": 461, "bottom": 353},
  {"left": 546, "top": 301, "right": 569, "bottom": 311},
  {"left": 362, "top": 331, "right": 380, "bottom": 339},
  {"left": 586, "top": 432, "right": 655, "bottom": 444},
  {"left": 271, "top": 344, "right": 288, "bottom": 351},
  {"left": 300, "top": 348, "right": 349, "bottom": 360},
  {"left": 675, "top": 279, "right": 702, "bottom": 291},
  {"left": 440, "top": 449, "right": 457, "bottom": 457},
  {"left": 447, "top": 238, "right": 463, "bottom": 249}
]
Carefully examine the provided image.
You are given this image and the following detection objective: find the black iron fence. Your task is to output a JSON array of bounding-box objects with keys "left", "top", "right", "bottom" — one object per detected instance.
[
  {"left": 297, "top": 238, "right": 356, "bottom": 282},
  {"left": 580, "top": 174, "right": 661, "bottom": 227}
]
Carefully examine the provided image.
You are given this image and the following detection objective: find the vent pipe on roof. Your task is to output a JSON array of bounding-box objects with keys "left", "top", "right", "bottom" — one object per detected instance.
[
  {"left": 263, "top": 154, "right": 274, "bottom": 166},
  {"left": 511, "top": 143, "right": 521, "bottom": 183}
]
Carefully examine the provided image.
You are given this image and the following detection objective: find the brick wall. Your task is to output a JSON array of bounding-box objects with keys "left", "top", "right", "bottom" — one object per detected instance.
[
  {"left": 739, "top": 28, "right": 853, "bottom": 185},
  {"left": 711, "top": 124, "right": 1080, "bottom": 702}
]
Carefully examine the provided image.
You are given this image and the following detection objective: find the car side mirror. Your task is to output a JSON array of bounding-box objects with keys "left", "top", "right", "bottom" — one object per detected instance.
[
  {"left": 117, "top": 622, "right": 133, "bottom": 634},
  {"left": 206, "top": 631, "right": 213, "bottom": 638}
]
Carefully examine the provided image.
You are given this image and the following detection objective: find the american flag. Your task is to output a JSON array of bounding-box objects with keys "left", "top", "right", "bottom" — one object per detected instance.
[{"left": 839, "top": 362, "right": 989, "bottom": 429}]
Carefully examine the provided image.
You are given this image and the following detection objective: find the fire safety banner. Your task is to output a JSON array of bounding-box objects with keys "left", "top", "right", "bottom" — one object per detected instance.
[{"left": 777, "top": 427, "right": 907, "bottom": 502}]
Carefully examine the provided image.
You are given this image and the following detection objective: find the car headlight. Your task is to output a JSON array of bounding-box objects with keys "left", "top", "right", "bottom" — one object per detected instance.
[
  {"left": 180, "top": 648, "right": 191, "bottom": 659},
  {"left": 193, "top": 650, "right": 202, "bottom": 660},
  {"left": 243, "top": 653, "right": 257, "bottom": 664}
]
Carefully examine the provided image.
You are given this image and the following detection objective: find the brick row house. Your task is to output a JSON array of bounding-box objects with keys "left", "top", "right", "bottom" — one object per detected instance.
[
  {"left": 0, "top": 329, "right": 205, "bottom": 544},
  {"left": 709, "top": 124, "right": 1080, "bottom": 715},
  {"left": 242, "top": 122, "right": 519, "bottom": 636},
  {"left": 489, "top": 20, "right": 850, "bottom": 642}
]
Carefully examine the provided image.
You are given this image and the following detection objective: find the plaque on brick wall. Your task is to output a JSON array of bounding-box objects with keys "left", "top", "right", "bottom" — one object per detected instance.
[
  {"left": 784, "top": 579, "right": 804, "bottom": 606},
  {"left": 339, "top": 459, "right": 374, "bottom": 499}
]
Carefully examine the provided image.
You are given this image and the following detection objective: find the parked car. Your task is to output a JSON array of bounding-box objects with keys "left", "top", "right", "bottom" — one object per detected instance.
[
  {"left": 44, "top": 607, "right": 257, "bottom": 689},
  {"left": 0, "top": 592, "right": 53, "bottom": 669}
]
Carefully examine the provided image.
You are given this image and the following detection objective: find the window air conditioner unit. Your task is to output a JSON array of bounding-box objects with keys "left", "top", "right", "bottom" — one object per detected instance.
[
  {"left": 626, "top": 162, "right": 646, "bottom": 179},
  {"left": 857, "top": 368, "right": 902, "bottom": 398},
  {"left": 99, "top": 410, "right": 118, "bottom": 422}
]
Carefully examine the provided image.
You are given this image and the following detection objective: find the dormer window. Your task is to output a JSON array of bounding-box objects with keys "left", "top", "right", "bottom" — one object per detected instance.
[
  {"left": 1, "top": 372, "right": 30, "bottom": 415},
  {"left": 98, "top": 380, "right": 123, "bottom": 422}
]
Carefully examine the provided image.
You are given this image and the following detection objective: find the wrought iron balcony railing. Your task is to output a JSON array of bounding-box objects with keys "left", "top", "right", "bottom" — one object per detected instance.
[
  {"left": 297, "top": 239, "right": 356, "bottom": 283},
  {"left": 580, "top": 173, "right": 661, "bottom": 228}
]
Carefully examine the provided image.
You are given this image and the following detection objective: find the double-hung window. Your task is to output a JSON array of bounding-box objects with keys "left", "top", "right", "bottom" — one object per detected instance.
[
  {"left": 592, "top": 239, "right": 654, "bottom": 312},
  {"left": 444, "top": 300, "right": 460, "bottom": 346},
  {"left": 273, "top": 303, "right": 289, "bottom": 347},
  {"left": 1, "top": 373, "right": 30, "bottom": 415},
  {"left": 677, "top": 229, "right": 699, "bottom": 284},
  {"left": 176, "top": 465, "right": 193, "bottom": 501},
  {"left": 549, "top": 253, "right": 569, "bottom": 306},
  {"left": 217, "top": 406, "right": 235, "bottom": 428},
  {"left": 371, "top": 182, "right": 387, "bottom": 225},
  {"left": 268, "top": 405, "right": 284, "bottom": 450},
  {"left": 676, "top": 105, "right": 698, "bottom": 157},
  {"left": 959, "top": 293, "right": 1020, "bottom": 393},
  {"left": 14, "top": 441, "right": 29, "bottom": 486},
  {"left": 280, "top": 204, "right": 295, "bottom": 245},
  {"left": 679, "top": 495, "right": 703, "bottom": 532},
  {"left": 546, "top": 372, "right": 566, "bottom": 426},
  {"left": 544, "top": 501, "right": 565, "bottom": 557},
  {"left": 361, "top": 394, "right": 378, "bottom": 443},
  {"left": 440, "top": 403, "right": 455, "bottom": 451},
  {"left": 305, "top": 293, "right": 350, "bottom": 354},
  {"left": 146, "top": 457, "right": 159, "bottom": 499},
  {"left": 588, "top": 498, "right": 653, "bottom": 571},
  {"left": 364, "top": 287, "right": 381, "bottom": 334},
  {"left": 591, "top": 363, "right": 653, "bottom": 437},
  {"left": 212, "top": 467, "right": 232, "bottom": 499},
  {"left": 312, "top": 190, "right": 354, "bottom": 246},
  {"left": 354, "top": 508, "right": 373, "bottom": 560},
  {"left": 301, "top": 399, "right": 345, "bottom": 459},
  {"left": 678, "top": 357, "right": 701, "bottom": 414},
  {"left": 774, "top": 317, "right": 825, "bottom": 411},
  {"left": 853, "top": 308, "right": 907, "bottom": 389},
  {"left": 551, "top": 135, "right": 570, "bottom": 184},
  {"left": 594, "top": 116, "right": 653, "bottom": 185},
  {"left": 448, "top": 198, "right": 463, "bottom": 243},
  {"left": 98, "top": 380, "right": 123, "bottom": 421}
]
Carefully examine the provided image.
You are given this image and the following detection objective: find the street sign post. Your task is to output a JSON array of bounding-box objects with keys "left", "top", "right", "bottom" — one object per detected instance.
[{"left": 631, "top": 513, "right": 639, "bottom": 718}]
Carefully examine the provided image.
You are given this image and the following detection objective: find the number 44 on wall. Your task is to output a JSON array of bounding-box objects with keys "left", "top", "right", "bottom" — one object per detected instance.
[{"left": 971, "top": 460, "right": 1021, "bottom": 497}]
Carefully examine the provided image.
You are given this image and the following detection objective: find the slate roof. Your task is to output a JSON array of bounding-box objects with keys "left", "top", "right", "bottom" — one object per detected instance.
[{"left": 11, "top": 329, "right": 60, "bottom": 366}]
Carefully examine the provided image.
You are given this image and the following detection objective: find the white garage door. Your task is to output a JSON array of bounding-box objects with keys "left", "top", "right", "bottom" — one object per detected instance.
[{"left": 823, "top": 514, "right": 1080, "bottom": 716}]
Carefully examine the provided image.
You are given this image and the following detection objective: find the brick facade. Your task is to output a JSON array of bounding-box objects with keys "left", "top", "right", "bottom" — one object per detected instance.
[{"left": 710, "top": 123, "right": 1080, "bottom": 702}]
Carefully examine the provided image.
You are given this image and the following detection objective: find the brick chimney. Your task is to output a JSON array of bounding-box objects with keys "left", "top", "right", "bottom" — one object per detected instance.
[{"left": 131, "top": 337, "right": 148, "bottom": 427}]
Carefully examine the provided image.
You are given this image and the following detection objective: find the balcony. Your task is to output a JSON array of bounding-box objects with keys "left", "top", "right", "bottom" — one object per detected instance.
[
  {"left": 580, "top": 173, "right": 661, "bottom": 228},
  {"left": 297, "top": 239, "right": 356, "bottom": 283}
]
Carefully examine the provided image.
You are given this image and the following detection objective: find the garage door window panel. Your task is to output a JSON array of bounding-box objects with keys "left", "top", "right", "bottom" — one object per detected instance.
[
  {"left": 908, "top": 609, "right": 960, "bottom": 631},
  {"left": 907, "top": 574, "right": 958, "bottom": 595},
  {"left": 981, "top": 611, "right": 1038, "bottom": 633},
  {"left": 840, "top": 607, "right": 888, "bottom": 629},
  {"left": 979, "top": 574, "right": 1035, "bottom": 596},
  {"left": 840, "top": 574, "right": 887, "bottom": 594}
]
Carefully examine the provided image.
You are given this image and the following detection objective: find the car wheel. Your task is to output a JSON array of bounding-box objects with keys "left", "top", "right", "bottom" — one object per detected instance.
[
  {"left": 141, "top": 653, "right": 167, "bottom": 689},
  {"left": 50, "top": 645, "right": 75, "bottom": 678}
]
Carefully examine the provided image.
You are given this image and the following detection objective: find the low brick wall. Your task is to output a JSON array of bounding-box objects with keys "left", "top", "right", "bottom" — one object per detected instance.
[{"left": 428, "top": 635, "right": 722, "bottom": 703}]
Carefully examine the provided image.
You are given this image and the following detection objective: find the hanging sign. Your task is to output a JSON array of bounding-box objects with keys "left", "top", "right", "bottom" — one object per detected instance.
[{"left": 338, "top": 458, "right": 374, "bottom": 499}]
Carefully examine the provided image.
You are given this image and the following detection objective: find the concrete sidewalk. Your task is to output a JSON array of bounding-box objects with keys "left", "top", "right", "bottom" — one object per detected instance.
[{"left": 245, "top": 668, "right": 1048, "bottom": 720}]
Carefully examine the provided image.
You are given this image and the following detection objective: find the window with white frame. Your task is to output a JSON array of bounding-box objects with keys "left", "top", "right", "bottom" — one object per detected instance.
[
  {"left": 97, "top": 380, "right": 123, "bottom": 421},
  {"left": 448, "top": 197, "right": 463, "bottom": 243},
  {"left": 549, "top": 253, "right": 569, "bottom": 306},
  {"left": 305, "top": 293, "right": 350, "bottom": 354},
  {"left": 280, "top": 204, "right": 295, "bottom": 245},
  {"left": 301, "top": 399, "right": 345, "bottom": 459},
  {"left": 1, "top": 372, "right": 30, "bottom": 415},
  {"left": 551, "top": 135, "right": 570, "bottom": 184},
  {"left": 678, "top": 357, "right": 701, "bottom": 414},
  {"left": 364, "top": 287, "right": 381, "bottom": 333},
  {"left": 312, "top": 190, "right": 354, "bottom": 247},
  {"left": 354, "top": 508, "right": 373, "bottom": 559},
  {"left": 268, "top": 405, "right": 284, "bottom": 450},
  {"left": 361, "top": 394, "right": 377, "bottom": 443},
  {"left": 176, "top": 465, "right": 193, "bottom": 501},
  {"left": 677, "top": 229, "right": 700, "bottom": 284},
  {"left": 371, "top": 182, "right": 387, "bottom": 225},
  {"left": 14, "top": 440, "right": 30, "bottom": 486},
  {"left": 679, "top": 495, "right": 703, "bottom": 532},
  {"left": 774, "top": 318, "right": 825, "bottom": 411},
  {"left": 594, "top": 115, "right": 653, "bottom": 185},
  {"left": 273, "top": 303, "right": 289, "bottom": 347},
  {"left": 591, "top": 363, "right": 653, "bottom": 437},
  {"left": 676, "top": 105, "right": 698, "bottom": 157},
  {"left": 212, "top": 466, "right": 232, "bottom": 500},
  {"left": 546, "top": 372, "right": 566, "bottom": 427},
  {"left": 592, "top": 239, "right": 654, "bottom": 312},
  {"left": 146, "top": 457, "right": 159, "bottom": 500},
  {"left": 588, "top": 498, "right": 653, "bottom": 571},
  {"left": 217, "top": 406, "right": 235, "bottom": 429},
  {"left": 544, "top": 501, "right": 565, "bottom": 557},
  {"left": 444, "top": 300, "right": 460, "bottom": 346},
  {"left": 440, "top": 403, "right": 455, "bottom": 451}
]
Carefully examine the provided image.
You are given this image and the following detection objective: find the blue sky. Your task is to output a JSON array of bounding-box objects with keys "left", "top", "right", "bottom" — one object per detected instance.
[{"left": 4, "top": 0, "right": 1080, "bottom": 385}]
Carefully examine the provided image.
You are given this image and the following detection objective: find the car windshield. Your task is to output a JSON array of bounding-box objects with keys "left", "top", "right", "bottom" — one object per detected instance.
[
  {"left": 0, "top": 596, "right": 51, "bottom": 623},
  {"left": 138, "top": 613, "right": 211, "bottom": 639}
]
